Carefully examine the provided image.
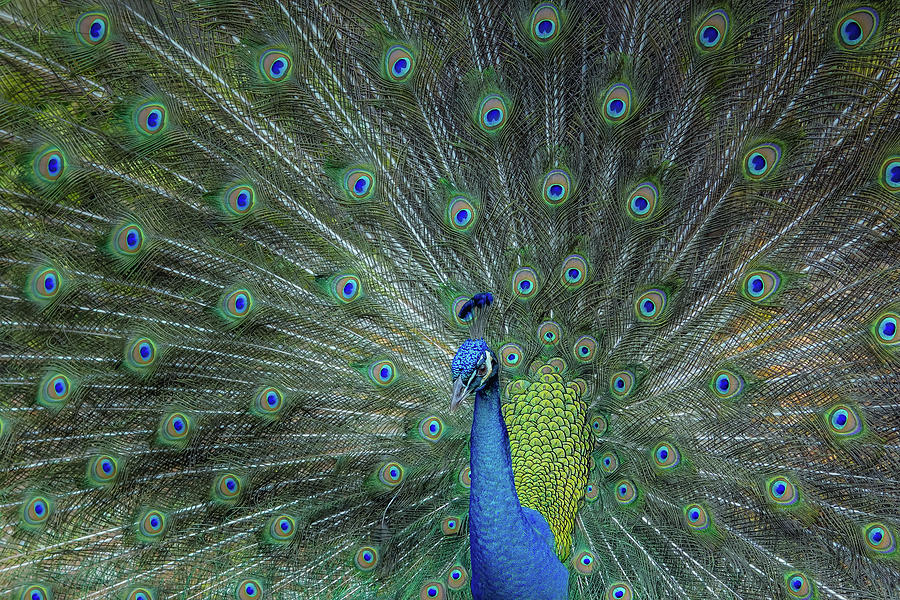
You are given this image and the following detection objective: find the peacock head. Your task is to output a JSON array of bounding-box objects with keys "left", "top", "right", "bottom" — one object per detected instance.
[{"left": 450, "top": 338, "right": 498, "bottom": 411}]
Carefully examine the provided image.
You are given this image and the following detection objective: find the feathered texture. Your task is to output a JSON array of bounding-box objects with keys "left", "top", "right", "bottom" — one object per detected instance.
[{"left": 0, "top": 0, "right": 899, "bottom": 598}]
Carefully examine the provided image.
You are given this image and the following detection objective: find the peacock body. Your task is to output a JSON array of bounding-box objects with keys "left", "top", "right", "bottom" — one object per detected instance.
[{"left": 1, "top": 1, "right": 900, "bottom": 599}]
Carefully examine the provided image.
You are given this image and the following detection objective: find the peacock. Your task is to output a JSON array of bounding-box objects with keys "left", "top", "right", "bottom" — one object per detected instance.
[{"left": 1, "top": 0, "right": 900, "bottom": 598}]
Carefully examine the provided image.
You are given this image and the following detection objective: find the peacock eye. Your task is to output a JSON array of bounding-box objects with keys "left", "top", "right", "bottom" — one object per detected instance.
[{"left": 476, "top": 363, "right": 488, "bottom": 377}]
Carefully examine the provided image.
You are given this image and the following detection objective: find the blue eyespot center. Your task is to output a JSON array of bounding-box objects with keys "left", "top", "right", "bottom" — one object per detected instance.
[
  {"left": 393, "top": 58, "right": 408, "bottom": 74},
  {"left": 537, "top": 20, "right": 554, "bottom": 37},
  {"left": 690, "top": 509, "right": 700, "bottom": 520},
  {"left": 267, "top": 392, "right": 278, "bottom": 406},
  {"left": 702, "top": 26, "right": 719, "bottom": 45},
  {"left": 102, "top": 460, "right": 112, "bottom": 473},
  {"left": 750, "top": 153, "right": 766, "bottom": 173},
  {"left": 456, "top": 209, "right": 469, "bottom": 223},
  {"left": 659, "top": 448, "right": 668, "bottom": 459},
  {"left": 775, "top": 483, "right": 786, "bottom": 496},
  {"left": 792, "top": 578, "right": 803, "bottom": 590},
  {"left": 48, "top": 157, "right": 60, "bottom": 174},
  {"left": 642, "top": 299, "right": 655, "bottom": 314},
  {"left": 237, "top": 192, "right": 249, "bottom": 207},
  {"left": 380, "top": 366, "right": 390, "bottom": 379},
  {"left": 34, "top": 503, "right": 44, "bottom": 515},
  {"left": 363, "top": 551, "right": 372, "bottom": 561},
  {"left": 717, "top": 376, "right": 729, "bottom": 391},
  {"left": 90, "top": 20, "right": 103, "bottom": 39},
  {"left": 139, "top": 344, "right": 150, "bottom": 359},
  {"left": 633, "top": 196, "right": 648, "bottom": 212},
  {"left": 834, "top": 411, "right": 848, "bottom": 426},
  {"left": 271, "top": 59, "right": 285, "bottom": 76},
  {"left": 355, "top": 177, "right": 369, "bottom": 194},
  {"left": 608, "top": 99, "right": 624, "bottom": 115},
  {"left": 173, "top": 418, "right": 184, "bottom": 431},
  {"left": 889, "top": 165, "right": 900, "bottom": 184},
  {"left": 451, "top": 570, "right": 460, "bottom": 579},
  {"left": 549, "top": 184, "right": 564, "bottom": 198},
  {"left": 842, "top": 20, "right": 862, "bottom": 42},
  {"left": 881, "top": 319, "right": 896, "bottom": 338},
  {"left": 150, "top": 516, "right": 159, "bottom": 527},
  {"left": 486, "top": 108, "right": 502, "bottom": 125},
  {"left": 520, "top": 280, "right": 531, "bottom": 291}
]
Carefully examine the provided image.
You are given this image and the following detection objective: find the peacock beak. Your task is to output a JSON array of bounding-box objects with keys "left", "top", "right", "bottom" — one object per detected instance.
[{"left": 450, "top": 377, "right": 470, "bottom": 413}]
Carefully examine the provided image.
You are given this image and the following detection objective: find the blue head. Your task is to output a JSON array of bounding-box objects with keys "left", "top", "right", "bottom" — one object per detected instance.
[{"left": 450, "top": 338, "right": 497, "bottom": 411}]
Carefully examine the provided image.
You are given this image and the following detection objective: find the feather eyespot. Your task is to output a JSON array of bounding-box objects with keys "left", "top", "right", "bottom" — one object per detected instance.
[
  {"left": 458, "top": 464, "right": 471, "bottom": 488},
  {"left": 419, "top": 582, "right": 445, "bottom": 600},
  {"left": 615, "top": 479, "right": 637, "bottom": 505},
  {"left": 385, "top": 45, "right": 414, "bottom": 82},
  {"left": 863, "top": 522, "right": 896, "bottom": 554},
  {"left": 213, "top": 473, "right": 243, "bottom": 502},
  {"left": 354, "top": 546, "right": 379, "bottom": 571},
  {"left": 332, "top": 274, "right": 361, "bottom": 304},
  {"left": 38, "top": 372, "right": 71, "bottom": 408},
  {"left": 742, "top": 269, "right": 780, "bottom": 302},
  {"left": 880, "top": 157, "right": 900, "bottom": 191},
  {"left": 447, "top": 565, "right": 468, "bottom": 589},
  {"left": 221, "top": 289, "right": 253, "bottom": 321},
  {"left": 873, "top": 312, "right": 899, "bottom": 345},
  {"left": 711, "top": 369, "right": 744, "bottom": 399},
  {"left": 76, "top": 11, "right": 109, "bottom": 45},
  {"left": 34, "top": 147, "right": 65, "bottom": 182},
  {"left": 254, "top": 387, "right": 284, "bottom": 416},
  {"left": 836, "top": 8, "right": 878, "bottom": 50},
  {"left": 378, "top": 461, "right": 404, "bottom": 486},
  {"left": 590, "top": 415, "right": 607, "bottom": 435},
  {"left": 22, "top": 496, "right": 51, "bottom": 528},
  {"left": 134, "top": 102, "right": 167, "bottom": 135},
  {"left": 627, "top": 182, "right": 659, "bottom": 220},
  {"left": 441, "top": 516, "right": 460, "bottom": 536},
  {"left": 20, "top": 585, "right": 50, "bottom": 600},
  {"left": 602, "top": 84, "right": 632, "bottom": 124},
  {"left": 237, "top": 579, "right": 263, "bottom": 600},
  {"left": 572, "top": 550, "right": 594, "bottom": 574},
  {"left": 114, "top": 223, "right": 145, "bottom": 256},
  {"left": 606, "top": 583, "right": 633, "bottom": 600},
  {"left": 561, "top": 254, "right": 587, "bottom": 288},
  {"left": 573, "top": 335, "right": 597, "bottom": 362},
  {"left": 419, "top": 416, "right": 444, "bottom": 442},
  {"left": 825, "top": 404, "right": 863, "bottom": 437},
  {"left": 610, "top": 370, "right": 635, "bottom": 397},
  {"left": 29, "top": 267, "right": 62, "bottom": 302},
  {"left": 695, "top": 9, "right": 729, "bottom": 51},
  {"left": 448, "top": 196, "right": 477, "bottom": 232},
  {"left": 224, "top": 184, "right": 256, "bottom": 216},
  {"left": 538, "top": 320, "right": 562, "bottom": 346},
  {"left": 684, "top": 503, "right": 710, "bottom": 530},
  {"left": 767, "top": 476, "right": 799, "bottom": 506},
  {"left": 743, "top": 143, "right": 781, "bottom": 180},
  {"left": 543, "top": 169, "right": 571, "bottom": 205},
  {"left": 159, "top": 412, "right": 191, "bottom": 444},
  {"left": 138, "top": 509, "right": 167, "bottom": 540},
  {"left": 88, "top": 455, "right": 119, "bottom": 486},
  {"left": 600, "top": 451, "right": 619, "bottom": 473},
  {"left": 785, "top": 572, "right": 813, "bottom": 600},
  {"left": 126, "top": 588, "right": 155, "bottom": 600},
  {"left": 268, "top": 514, "right": 296, "bottom": 542},
  {"left": 127, "top": 338, "right": 157, "bottom": 368},
  {"left": 512, "top": 267, "right": 539, "bottom": 299},
  {"left": 531, "top": 3, "right": 561, "bottom": 43},
  {"left": 585, "top": 483, "right": 599, "bottom": 502},
  {"left": 653, "top": 442, "right": 680, "bottom": 469},
  {"left": 260, "top": 49, "right": 292, "bottom": 82},
  {"left": 369, "top": 359, "right": 397, "bottom": 386},
  {"left": 635, "top": 289, "right": 666, "bottom": 321},
  {"left": 477, "top": 94, "right": 508, "bottom": 132},
  {"left": 344, "top": 168, "right": 375, "bottom": 200}
]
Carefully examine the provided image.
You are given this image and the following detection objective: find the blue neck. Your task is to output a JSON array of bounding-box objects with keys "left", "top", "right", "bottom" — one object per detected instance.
[{"left": 468, "top": 377, "right": 569, "bottom": 599}]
